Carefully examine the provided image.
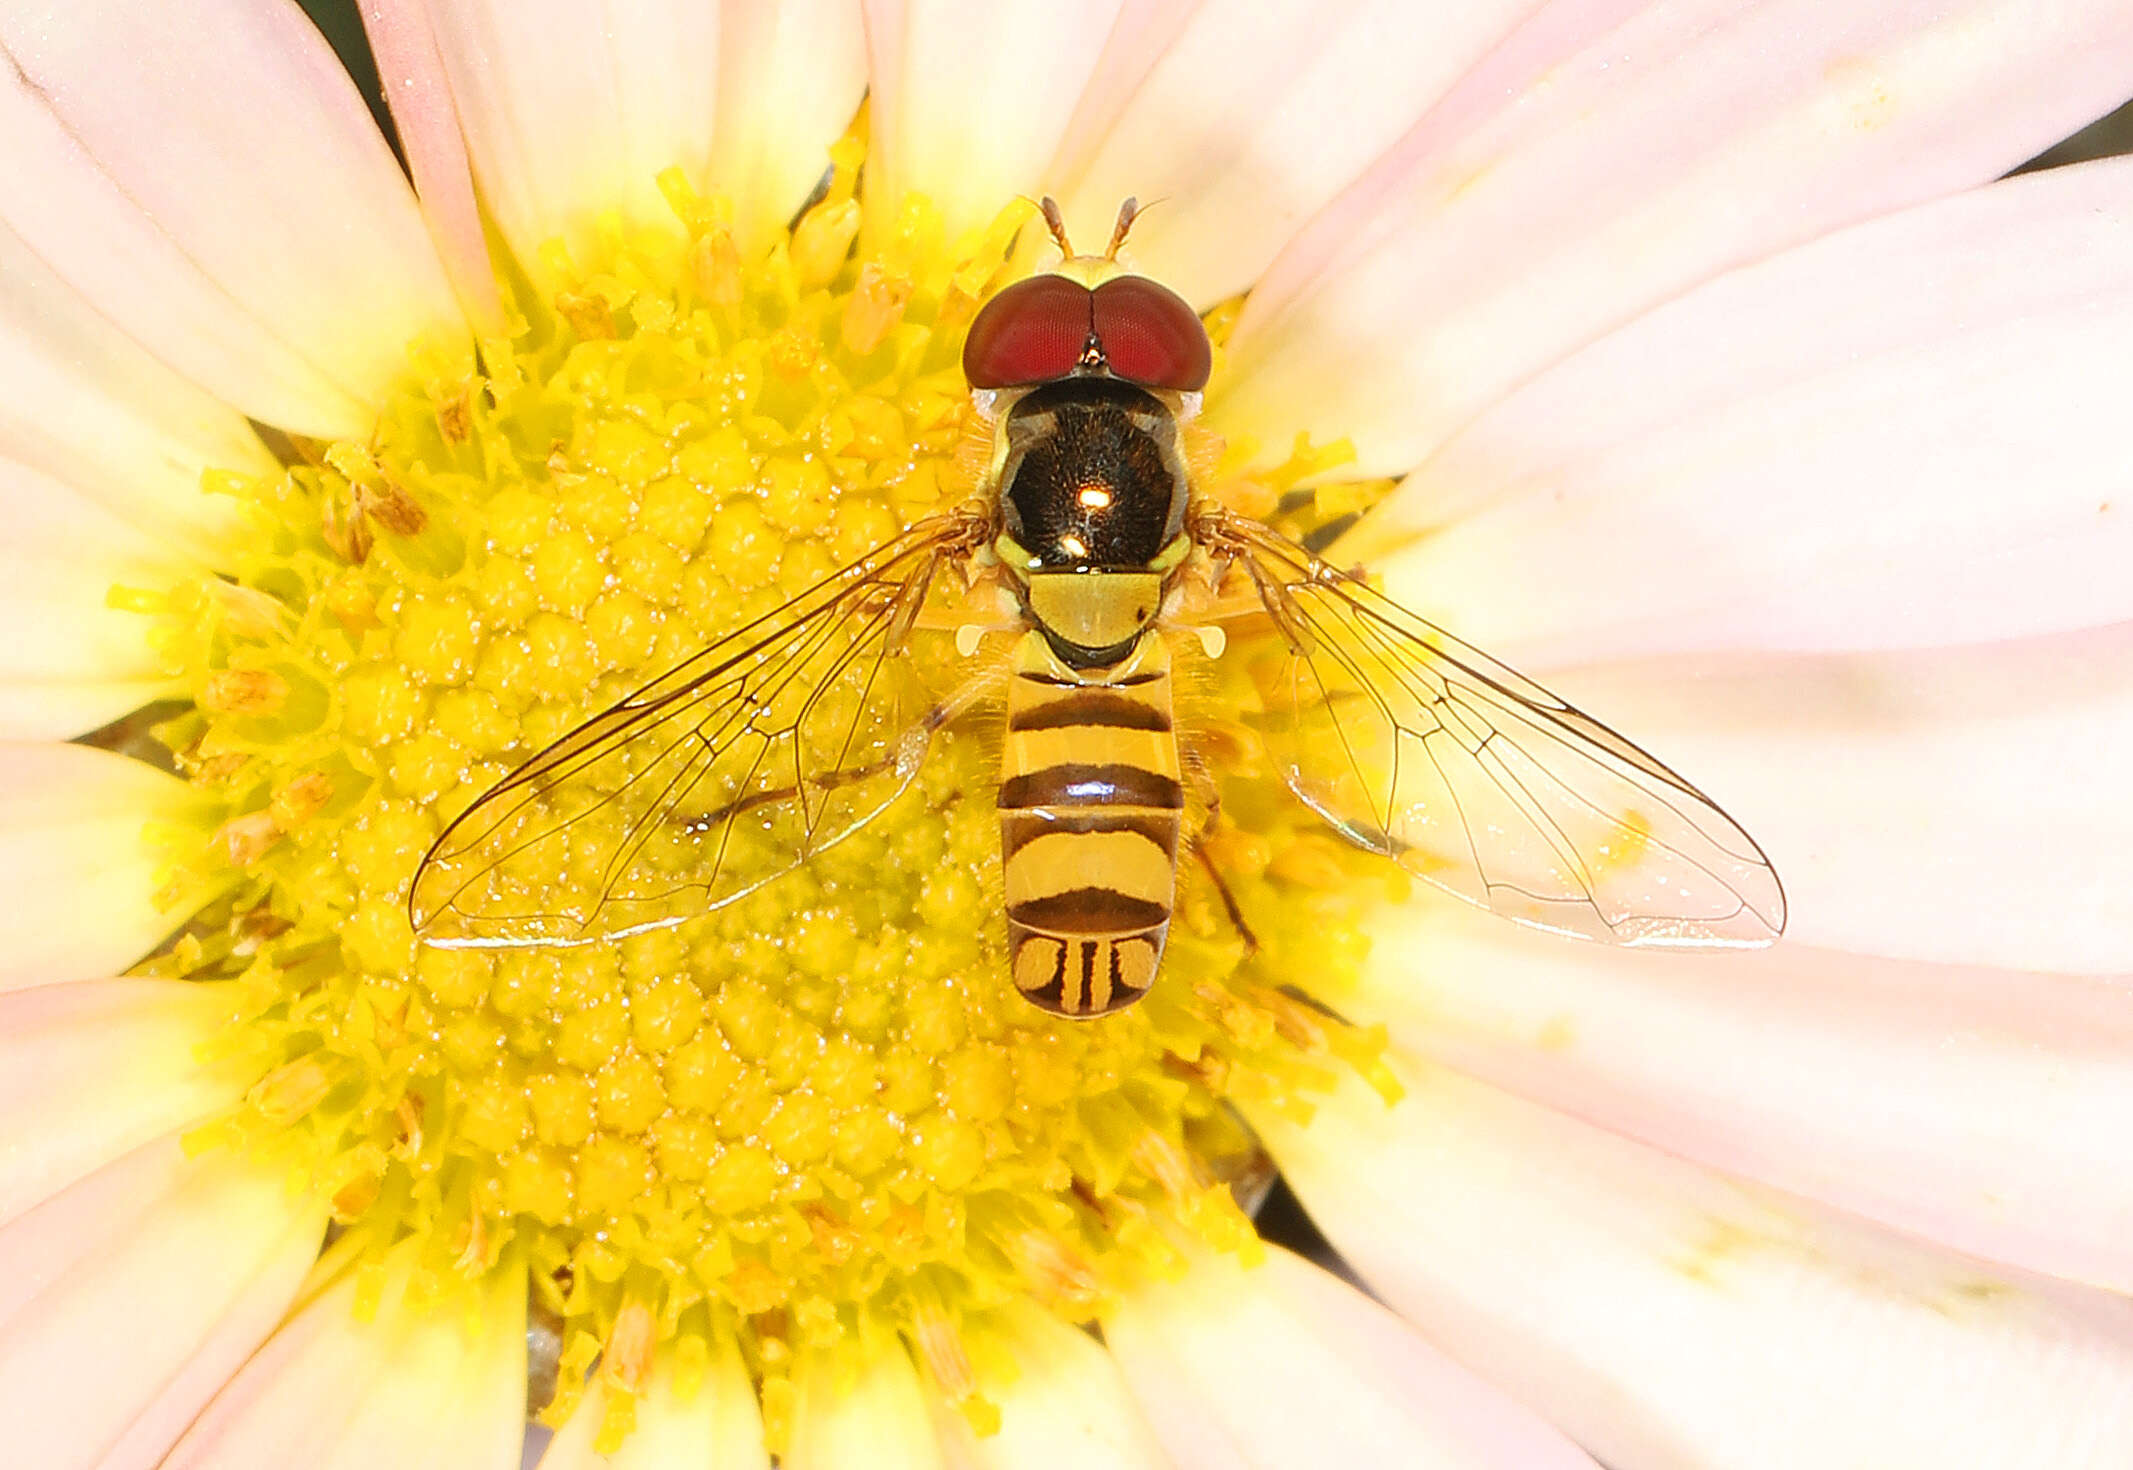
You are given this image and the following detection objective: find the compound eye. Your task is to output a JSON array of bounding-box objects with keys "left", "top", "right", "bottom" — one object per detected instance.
[
  {"left": 962, "top": 275, "right": 1094, "bottom": 388},
  {"left": 1091, "top": 275, "right": 1211, "bottom": 391}
]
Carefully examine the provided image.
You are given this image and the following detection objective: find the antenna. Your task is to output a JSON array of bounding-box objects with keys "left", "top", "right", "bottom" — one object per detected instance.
[
  {"left": 1104, "top": 197, "right": 1142, "bottom": 259},
  {"left": 1038, "top": 197, "right": 1074, "bottom": 258}
]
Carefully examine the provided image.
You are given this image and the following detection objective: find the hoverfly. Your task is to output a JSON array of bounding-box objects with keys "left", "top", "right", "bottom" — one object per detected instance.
[{"left": 410, "top": 199, "right": 1785, "bottom": 1016}]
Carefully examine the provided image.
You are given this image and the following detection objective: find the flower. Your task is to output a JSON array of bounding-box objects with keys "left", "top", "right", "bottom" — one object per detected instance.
[{"left": 2, "top": 0, "right": 2132, "bottom": 1465}]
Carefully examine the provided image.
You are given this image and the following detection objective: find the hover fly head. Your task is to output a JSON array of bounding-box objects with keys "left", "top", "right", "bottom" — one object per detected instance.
[{"left": 961, "top": 200, "right": 1211, "bottom": 394}]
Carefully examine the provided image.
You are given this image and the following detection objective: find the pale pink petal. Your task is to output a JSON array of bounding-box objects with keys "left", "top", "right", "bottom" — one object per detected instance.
[
  {"left": 1103, "top": 1245, "right": 1598, "bottom": 1469},
  {"left": 1047, "top": 1, "right": 1533, "bottom": 307},
  {"left": 787, "top": 1333, "right": 942, "bottom": 1469},
  {"left": 0, "top": 680, "right": 172, "bottom": 746},
  {"left": 1257, "top": 1064, "right": 2133, "bottom": 1470},
  {"left": 1531, "top": 629, "right": 2133, "bottom": 974},
  {"left": 420, "top": 1, "right": 868, "bottom": 271},
  {"left": 0, "top": 743, "right": 209, "bottom": 992},
  {"left": 359, "top": 1, "right": 506, "bottom": 334},
  {"left": 710, "top": 0, "right": 867, "bottom": 251},
  {"left": 0, "top": 977, "right": 257, "bottom": 1228},
  {"left": 0, "top": 220, "right": 266, "bottom": 556},
  {"left": 422, "top": 0, "right": 723, "bottom": 288},
  {"left": 0, "top": 0, "right": 465, "bottom": 439},
  {"left": 933, "top": 1301, "right": 1166, "bottom": 1469},
  {"left": 165, "top": 1248, "right": 526, "bottom": 1470},
  {"left": 1215, "top": 0, "right": 2133, "bottom": 477},
  {"left": 1352, "top": 903, "right": 2133, "bottom": 1292},
  {"left": 0, "top": 223, "right": 252, "bottom": 734},
  {"left": 0, "top": 458, "right": 190, "bottom": 737},
  {"left": 1371, "top": 157, "right": 2133, "bottom": 666},
  {"left": 0, "top": 1134, "right": 326, "bottom": 1470},
  {"left": 862, "top": 0, "right": 1129, "bottom": 248},
  {"left": 536, "top": 1334, "right": 767, "bottom": 1470}
]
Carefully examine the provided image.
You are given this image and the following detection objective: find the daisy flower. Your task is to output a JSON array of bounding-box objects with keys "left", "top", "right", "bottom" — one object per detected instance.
[{"left": 3, "top": 1, "right": 2133, "bottom": 1466}]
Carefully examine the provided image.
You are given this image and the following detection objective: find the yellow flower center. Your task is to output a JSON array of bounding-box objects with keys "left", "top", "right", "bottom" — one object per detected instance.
[{"left": 141, "top": 139, "right": 1399, "bottom": 1442}]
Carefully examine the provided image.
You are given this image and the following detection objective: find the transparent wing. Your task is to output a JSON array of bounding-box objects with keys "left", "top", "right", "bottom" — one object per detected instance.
[
  {"left": 1208, "top": 509, "right": 1785, "bottom": 947},
  {"left": 410, "top": 517, "right": 978, "bottom": 948}
]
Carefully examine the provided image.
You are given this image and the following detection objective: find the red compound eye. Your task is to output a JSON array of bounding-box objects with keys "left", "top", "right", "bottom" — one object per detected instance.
[
  {"left": 962, "top": 275, "right": 1095, "bottom": 388},
  {"left": 1091, "top": 275, "right": 1211, "bottom": 391}
]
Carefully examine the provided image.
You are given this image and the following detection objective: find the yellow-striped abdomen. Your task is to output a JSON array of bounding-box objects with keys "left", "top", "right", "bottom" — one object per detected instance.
[{"left": 998, "top": 629, "right": 1181, "bottom": 1016}]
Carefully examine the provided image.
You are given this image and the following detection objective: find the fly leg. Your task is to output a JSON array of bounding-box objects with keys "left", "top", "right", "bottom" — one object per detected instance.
[
  {"left": 1182, "top": 750, "right": 1259, "bottom": 956},
  {"left": 1194, "top": 844, "right": 1259, "bottom": 956}
]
